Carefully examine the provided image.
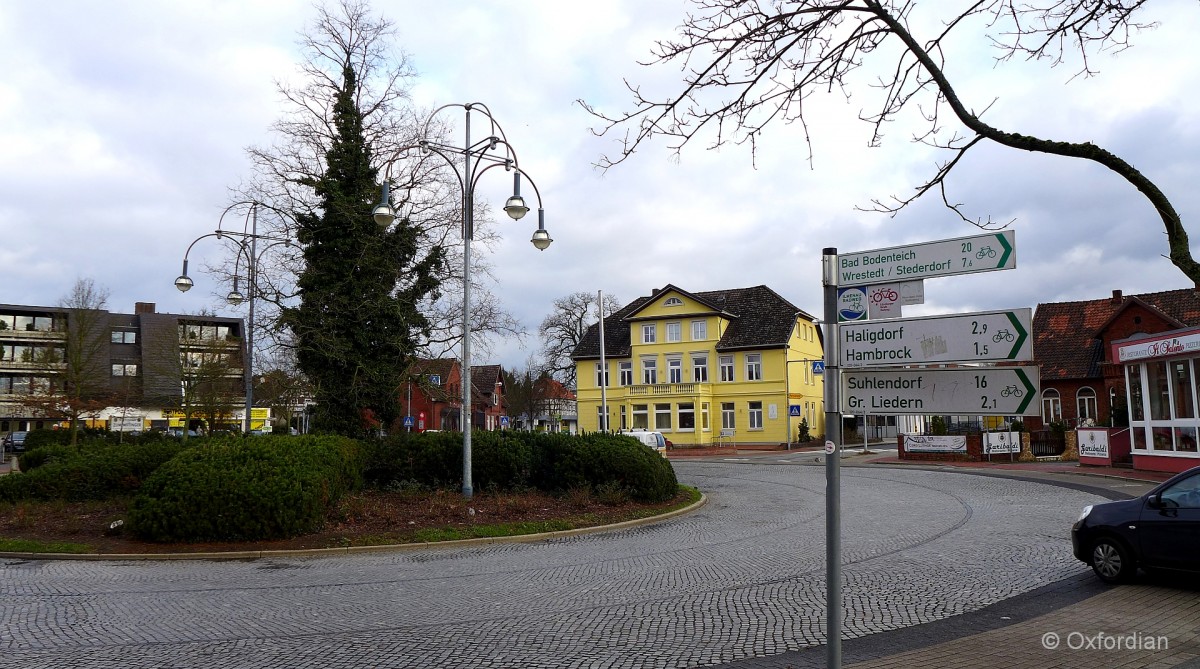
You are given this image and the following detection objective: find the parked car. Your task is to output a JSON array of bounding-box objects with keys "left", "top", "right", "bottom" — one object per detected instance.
[
  {"left": 618, "top": 430, "right": 668, "bottom": 457},
  {"left": 1072, "top": 464, "right": 1200, "bottom": 583},
  {"left": 2, "top": 431, "right": 27, "bottom": 453}
]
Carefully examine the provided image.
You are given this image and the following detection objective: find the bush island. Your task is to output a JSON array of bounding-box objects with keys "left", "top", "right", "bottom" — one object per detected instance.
[
  {"left": 365, "top": 431, "right": 677, "bottom": 502},
  {"left": 0, "top": 439, "right": 189, "bottom": 503},
  {"left": 128, "top": 435, "right": 362, "bottom": 542}
]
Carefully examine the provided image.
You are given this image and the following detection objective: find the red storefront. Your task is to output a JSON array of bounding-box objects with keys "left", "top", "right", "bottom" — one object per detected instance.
[{"left": 1112, "top": 326, "right": 1200, "bottom": 473}]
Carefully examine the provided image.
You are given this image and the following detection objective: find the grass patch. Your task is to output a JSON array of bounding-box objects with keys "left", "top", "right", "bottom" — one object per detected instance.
[{"left": 0, "top": 538, "right": 92, "bottom": 554}]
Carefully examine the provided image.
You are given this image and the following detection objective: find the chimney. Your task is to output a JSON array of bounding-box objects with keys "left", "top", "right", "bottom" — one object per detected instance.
[
  {"left": 1110, "top": 290, "right": 1123, "bottom": 305},
  {"left": 135, "top": 302, "right": 156, "bottom": 314}
]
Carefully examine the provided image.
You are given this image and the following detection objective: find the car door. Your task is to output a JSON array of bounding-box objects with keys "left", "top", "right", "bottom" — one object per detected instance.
[{"left": 1138, "top": 470, "right": 1200, "bottom": 569}]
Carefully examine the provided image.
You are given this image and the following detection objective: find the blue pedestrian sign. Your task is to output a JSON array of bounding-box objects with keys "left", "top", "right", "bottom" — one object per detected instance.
[
  {"left": 500, "top": 416, "right": 510, "bottom": 427},
  {"left": 812, "top": 361, "right": 825, "bottom": 375},
  {"left": 788, "top": 405, "right": 802, "bottom": 417},
  {"left": 403, "top": 416, "right": 414, "bottom": 427}
]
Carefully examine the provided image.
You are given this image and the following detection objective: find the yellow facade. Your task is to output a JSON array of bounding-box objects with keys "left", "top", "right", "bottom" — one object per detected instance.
[{"left": 575, "top": 288, "right": 825, "bottom": 447}]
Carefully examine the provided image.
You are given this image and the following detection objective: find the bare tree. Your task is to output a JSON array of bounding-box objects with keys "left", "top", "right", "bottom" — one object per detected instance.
[
  {"left": 502, "top": 356, "right": 554, "bottom": 431},
  {"left": 539, "top": 291, "right": 622, "bottom": 388},
  {"left": 583, "top": 1, "right": 1200, "bottom": 285},
  {"left": 18, "top": 279, "right": 113, "bottom": 445},
  {"left": 232, "top": 0, "right": 523, "bottom": 363}
]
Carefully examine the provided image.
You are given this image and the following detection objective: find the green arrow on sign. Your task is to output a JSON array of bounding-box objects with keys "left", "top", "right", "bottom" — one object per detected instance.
[
  {"left": 1005, "top": 311, "right": 1028, "bottom": 359},
  {"left": 995, "top": 232, "right": 1013, "bottom": 269},
  {"left": 1015, "top": 369, "right": 1036, "bottom": 413}
]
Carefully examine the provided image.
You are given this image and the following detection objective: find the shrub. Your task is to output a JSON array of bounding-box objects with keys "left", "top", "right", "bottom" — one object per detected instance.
[
  {"left": 0, "top": 440, "right": 189, "bottom": 503},
  {"left": 128, "top": 435, "right": 362, "bottom": 542},
  {"left": 364, "top": 431, "right": 677, "bottom": 502}
]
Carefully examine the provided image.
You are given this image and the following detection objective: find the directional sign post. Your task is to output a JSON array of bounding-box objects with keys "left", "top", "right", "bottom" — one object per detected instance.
[
  {"left": 838, "top": 230, "right": 1015, "bottom": 286},
  {"left": 840, "top": 308, "right": 1032, "bottom": 368},
  {"left": 841, "top": 366, "right": 1041, "bottom": 416}
]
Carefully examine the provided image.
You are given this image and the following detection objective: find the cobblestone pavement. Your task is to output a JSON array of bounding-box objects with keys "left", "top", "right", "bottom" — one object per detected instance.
[{"left": 0, "top": 461, "right": 1130, "bottom": 668}]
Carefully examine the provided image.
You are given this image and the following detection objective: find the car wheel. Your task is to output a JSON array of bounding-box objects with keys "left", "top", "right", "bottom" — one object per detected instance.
[{"left": 1090, "top": 537, "right": 1136, "bottom": 584}]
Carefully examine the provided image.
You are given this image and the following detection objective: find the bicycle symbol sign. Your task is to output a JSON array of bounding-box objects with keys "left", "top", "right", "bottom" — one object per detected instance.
[{"left": 869, "top": 287, "right": 899, "bottom": 304}]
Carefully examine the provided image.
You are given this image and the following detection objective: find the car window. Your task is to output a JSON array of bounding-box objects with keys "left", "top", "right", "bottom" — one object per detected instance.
[{"left": 1160, "top": 474, "right": 1200, "bottom": 509}]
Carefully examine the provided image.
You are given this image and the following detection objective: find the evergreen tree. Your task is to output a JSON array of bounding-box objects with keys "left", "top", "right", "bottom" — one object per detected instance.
[{"left": 283, "top": 64, "right": 444, "bottom": 437}]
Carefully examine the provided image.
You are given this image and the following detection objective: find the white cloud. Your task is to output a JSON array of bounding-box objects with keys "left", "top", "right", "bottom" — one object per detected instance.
[{"left": 2, "top": 0, "right": 1198, "bottom": 374}]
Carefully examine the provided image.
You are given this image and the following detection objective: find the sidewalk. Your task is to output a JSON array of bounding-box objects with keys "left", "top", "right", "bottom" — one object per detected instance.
[{"left": 859, "top": 451, "right": 1178, "bottom": 484}]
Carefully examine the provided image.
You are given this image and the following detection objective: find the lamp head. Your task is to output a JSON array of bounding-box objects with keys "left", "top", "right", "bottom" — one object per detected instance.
[
  {"left": 373, "top": 203, "right": 396, "bottom": 228},
  {"left": 175, "top": 275, "right": 194, "bottom": 293},
  {"left": 227, "top": 289, "right": 245, "bottom": 305},
  {"left": 504, "top": 195, "right": 529, "bottom": 221},
  {"left": 530, "top": 228, "right": 552, "bottom": 250}
]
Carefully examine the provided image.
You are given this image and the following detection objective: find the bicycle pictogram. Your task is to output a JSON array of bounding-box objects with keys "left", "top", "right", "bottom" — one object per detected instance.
[
  {"left": 976, "top": 246, "right": 997, "bottom": 259},
  {"left": 869, "top": 287, "right": 898, "bottom": 304},
  {"left": 992, "top": 329, "right": 1015, "bottom": 343},
  {"left": 1000, "top": 384, "right": 1023, "bottom": 397}
]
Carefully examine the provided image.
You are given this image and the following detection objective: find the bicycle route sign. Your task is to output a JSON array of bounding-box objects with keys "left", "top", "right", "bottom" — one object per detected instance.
[
  {"left": 840, "top": 366, "right": 1040, "bottom": 416},
  {"left": 839, "top": 308, "right": 1033, "bottom": 368},
  {"left": 838, "top": 230, "right": 1015, "bottom": 286}
]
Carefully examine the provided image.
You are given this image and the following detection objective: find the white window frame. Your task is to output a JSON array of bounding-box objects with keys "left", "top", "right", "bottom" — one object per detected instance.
[
  {"left": 666, "top": 321, "right": 682, "bottom": 343},
  {"left": 642, "top": 358, "right": 658, "bottom": 385},
  {"left": 748, "top": 401, "right": 763, "bottom": 430},
  {"left": 746, "top": 353, "right": 763, "bottom": 381},
  {"left": 720, "top": 355, "right": 735, "bottom": 382},
  {"left": 642, "top": 323, "right": 657, "bottom": 344},
  {"left": 667, "top": 357, "right": 683, "bottom": 384},
  {"left": 632, "top": 404, "right": 649, "bottom": 430},
  {"left": 595, "top": 362, "right": 609, "bottom": 388},
  {"left": 619, "top": 361, "right": 633, "bottom": 386},
  {"left": 691, "top": 320, "right": 707, "bottom": 341},
  {"left": 1077, "top": 387, "right": 1098, "bottom": 421},
  {"left": 692, "top": 354, "right": 708, "bottom": 382},
  {"left": 721, "top": 402, "right": 735, "bottom": 430},
  {"left": 655, "top": 403, "right": 672, "bottom": 431},
  {"left": 1042, "top": 388, "right": 1062, "bottom": 423},
  {"left": 701, "top": 402, "right": 710, "bottom": 431},
  {"left": 678, "top": 402, "right": 695, "bottom": 432}
]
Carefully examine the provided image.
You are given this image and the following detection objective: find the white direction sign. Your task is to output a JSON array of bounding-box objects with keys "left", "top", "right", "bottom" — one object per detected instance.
[
  {"left": 841, "top": 366, "right": 1041, "bottom": 416},
  {"left": 839, "top": 230, "right": 1015, "bottom": 285},
  {"left": 840, "top": 308, "right": 1033, "bottom": 368}
]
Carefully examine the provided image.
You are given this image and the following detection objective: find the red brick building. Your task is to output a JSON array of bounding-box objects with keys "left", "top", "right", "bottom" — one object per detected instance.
[
  {"left": 400, "top": 360, "right": 508, "bottom": 432},
  {"left": 1033, "top": 288, "right": 1200, "bottom": 431}
]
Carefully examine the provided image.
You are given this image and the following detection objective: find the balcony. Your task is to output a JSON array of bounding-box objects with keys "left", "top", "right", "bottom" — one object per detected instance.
[{"left": 627, "top": 383, "right": 710, "bottom": 396}]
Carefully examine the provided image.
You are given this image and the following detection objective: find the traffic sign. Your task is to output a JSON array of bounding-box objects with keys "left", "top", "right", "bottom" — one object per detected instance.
[
  {"left": 841, "top": 366, "right": 1040, "bottom": 416},
  {"left": 839, "top": 308, "right": 1032, "bottom": 368},
  {"left": 812, "top": 361, "right": 825, "bottom": 375},
  {"left": 500, "top": 416, "right": 510, "bottom": 427},
  {"left": 839, "top": 230, "right": 1015, "bottom": 285},
  {"left": 403, "top": 416, "right": 414, "bottom": 427},
  {"left": 789, "top": 405, "right": 802, "bottom": 417}
]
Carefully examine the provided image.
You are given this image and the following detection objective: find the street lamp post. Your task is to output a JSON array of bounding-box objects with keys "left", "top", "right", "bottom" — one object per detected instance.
[
  {"left": 373, "top": 102, "right": 550, "bottom": 499},
  {"left": 175, "top": 203, "right": 290, "bottom": 434}
]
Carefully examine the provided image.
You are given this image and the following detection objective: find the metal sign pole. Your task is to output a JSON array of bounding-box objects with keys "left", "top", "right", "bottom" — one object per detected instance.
[{"left": 822, "top": 247, "right": 842, "bottom": 669}]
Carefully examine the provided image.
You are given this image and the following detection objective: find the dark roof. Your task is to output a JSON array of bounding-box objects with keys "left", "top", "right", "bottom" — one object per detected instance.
[
  {"left": 1034, "top": 288, "right": 1200, "bottom": 379},
  {"left": 470, "top": 364, "right": 504, "bottom": 398},
  {"left": 572, "top": 284, "right": 814, "bottom": 360}
]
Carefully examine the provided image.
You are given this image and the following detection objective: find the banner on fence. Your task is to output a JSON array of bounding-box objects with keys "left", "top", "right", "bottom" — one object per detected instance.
[
  {"left": 1078, "top": 428, "right": 1110, "bottom": 459},
  {"left": 904, "top": 434, "right": 967, "bottom": 452},
  {"left": 983, "top": 431, "right": 1021, "bottom": 455}
]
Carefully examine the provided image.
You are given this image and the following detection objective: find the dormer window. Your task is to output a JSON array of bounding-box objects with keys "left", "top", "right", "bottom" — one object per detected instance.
[{"left": 663, "top": 297, "right": 683, "bottom": 307}]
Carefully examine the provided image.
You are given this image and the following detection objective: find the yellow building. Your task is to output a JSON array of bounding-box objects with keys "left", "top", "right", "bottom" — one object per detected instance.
[{"left": 572, "top": 285, "right": 825, "bottom": 447}]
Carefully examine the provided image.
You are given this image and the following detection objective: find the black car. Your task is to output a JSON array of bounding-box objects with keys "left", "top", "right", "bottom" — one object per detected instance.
[
  {"left": 2, "top": 431, "right": 27, "bottom": 453},
  {"left": 1072, "top": 465, "right": 1200, "bottom": 583}
]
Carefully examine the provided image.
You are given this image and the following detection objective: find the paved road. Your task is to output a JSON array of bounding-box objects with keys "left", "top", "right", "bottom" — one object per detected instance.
[{"left": 0, "top": 460, "right": 1120, "bottom": 668}]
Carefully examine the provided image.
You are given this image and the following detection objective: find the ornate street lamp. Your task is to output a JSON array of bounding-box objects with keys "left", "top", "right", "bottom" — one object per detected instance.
[{"left": 375, "top": 102, "right": 551, "bottom": 499}]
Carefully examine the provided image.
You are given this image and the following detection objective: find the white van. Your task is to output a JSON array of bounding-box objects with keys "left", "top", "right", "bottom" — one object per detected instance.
[{"left": 619, "top": 430, "right": 668, "bottom": 456}]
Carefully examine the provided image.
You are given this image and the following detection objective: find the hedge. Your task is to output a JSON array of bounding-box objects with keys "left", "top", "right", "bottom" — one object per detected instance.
[
  {"left": 365, "top": 431, "right": 677, "bottom": 502},
  {"left": 127, "top": 435, "right": 362, "bottom": 542},
  {"left": 0, "top": 439, "right": 190, "bottom": 503}
]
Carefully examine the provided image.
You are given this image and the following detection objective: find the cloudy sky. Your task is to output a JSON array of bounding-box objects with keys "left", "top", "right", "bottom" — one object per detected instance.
[{"left": 3, "top": 1, "right": 1199, "bottom": 371}]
